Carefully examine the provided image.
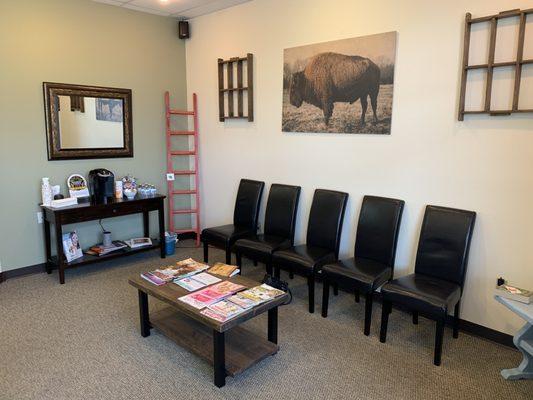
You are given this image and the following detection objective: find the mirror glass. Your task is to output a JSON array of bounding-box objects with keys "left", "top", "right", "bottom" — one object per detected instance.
[{"left": 57, "top": 95, "right": 125, "bottom": 149}]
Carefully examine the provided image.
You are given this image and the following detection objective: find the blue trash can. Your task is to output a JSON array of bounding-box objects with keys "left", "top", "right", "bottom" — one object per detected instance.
[{"left": 165, "top": 232, "right": 177, "bottom": 256}]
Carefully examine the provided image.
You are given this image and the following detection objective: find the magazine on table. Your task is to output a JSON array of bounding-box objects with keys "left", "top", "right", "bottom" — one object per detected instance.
[
  {"left": 62, "top": 231, "right": 83, "bottom": 263},
  {"left": 207, "top": 262, "right": 240, "bottom": 277},
  {"left": 125, "top": 237, "right": 152, "bottom": 248},
  {"left": 200, "top": 299, "right": 247, "bottom": 322},
  {"left": 496, "top": 282, "right": 532, "bottom": 304},
  {"left": 85, "top": 241, "right": 127, "bottom": 256},
  {"left": 174, "top": 272, "right": 222, "bottom": 292},
  {"left": 140, "top": 258, "right": 209, "bottom": 286},
  {"left": 228, "top": 284, "right": 285, "bottom": 308},
  {"left": 140, "top": 272, "right": 167, "bottom": 286},
  {"left": 178, "top": 281, "right": 245, "bottom": 309}
]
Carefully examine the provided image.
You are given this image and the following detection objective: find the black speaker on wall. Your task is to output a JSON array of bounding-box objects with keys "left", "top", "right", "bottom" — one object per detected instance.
[{"left": 178, "top": 21, "right": 190, "bottom": 39}]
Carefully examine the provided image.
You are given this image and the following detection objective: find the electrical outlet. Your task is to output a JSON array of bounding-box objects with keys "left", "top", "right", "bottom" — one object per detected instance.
[{"left": 37, "top": 212, "right": 43, "bottom": 224}]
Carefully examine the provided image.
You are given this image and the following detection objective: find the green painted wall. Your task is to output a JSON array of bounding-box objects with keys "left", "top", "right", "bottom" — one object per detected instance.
[{"left": 0, "top": 0, "right": 188, "bottom": 271}]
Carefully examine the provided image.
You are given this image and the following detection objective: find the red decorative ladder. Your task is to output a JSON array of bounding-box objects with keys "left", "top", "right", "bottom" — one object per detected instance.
[{"left": 165, "top": 92, "right": 200, "bottom": 246}]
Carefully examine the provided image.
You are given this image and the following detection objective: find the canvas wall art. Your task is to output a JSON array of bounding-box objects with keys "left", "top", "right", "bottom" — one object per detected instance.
[{"left": 282, "top": 31, "right": 397, "bottom": 134}]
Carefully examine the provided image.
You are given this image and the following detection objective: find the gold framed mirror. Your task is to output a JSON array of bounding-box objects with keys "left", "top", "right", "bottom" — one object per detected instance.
[{"left": 43, "top": 82, "right": 133, "bottom": 160}]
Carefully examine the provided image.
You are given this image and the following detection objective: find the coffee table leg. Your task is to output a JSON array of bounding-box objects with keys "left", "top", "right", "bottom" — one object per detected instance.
[
  {"left": 268, "top": 307, "right": 278, "bottom": 344},
  {"left": 213, "top": 330, "right": 226, "bottom": 388},
  {"left": 138, "top": 290, "right": 151, "bottom": 337}
]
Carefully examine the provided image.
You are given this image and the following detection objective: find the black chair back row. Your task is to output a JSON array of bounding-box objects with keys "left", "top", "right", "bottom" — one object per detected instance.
[
  {"left": 202, "top": 179, "right": 477, "bottom": 367},
  {"left": 201, "top": 179, "right": 265, "bottom": 264},
  {"left": 306, "top": 189, "right": 348, "bottom": 258}
]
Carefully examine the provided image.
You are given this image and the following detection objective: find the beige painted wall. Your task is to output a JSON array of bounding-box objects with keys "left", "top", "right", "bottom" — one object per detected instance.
[
  {"left": 186, "top": 0, "right": 533, "bottom": 334},
  {"left": 0, "top": 0, "right": 188, "bottom": 270}
]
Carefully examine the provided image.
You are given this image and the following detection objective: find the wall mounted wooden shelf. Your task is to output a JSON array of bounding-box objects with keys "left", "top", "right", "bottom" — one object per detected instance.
[
  {"left": 458, "top": 8, "right": 533, "bottom": 120},
  {"left": 218, "top": 54, "right": 254, "bottom": 122}
]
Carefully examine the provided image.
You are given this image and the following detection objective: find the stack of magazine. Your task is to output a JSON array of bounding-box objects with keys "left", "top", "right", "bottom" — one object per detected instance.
[
  {"left": 178, "top": 282, "right": 285, "bottom": 322},
  {"left": 140, "top": 258, "right": 209, "bottom": 286},
  {"left": 85, "top": 241, "right": 127, "bottom": 256},
  {"left": 207, "top": 262, "right": 240, "bottom": 277}
]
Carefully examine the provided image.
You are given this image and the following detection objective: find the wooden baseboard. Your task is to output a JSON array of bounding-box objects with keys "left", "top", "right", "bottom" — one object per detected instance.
[
  {"left": 0, "top": 260, "right": 515, "bottom": 348},
  {"left": 1, "top": 263, "right": 47, "bottom": 282}
]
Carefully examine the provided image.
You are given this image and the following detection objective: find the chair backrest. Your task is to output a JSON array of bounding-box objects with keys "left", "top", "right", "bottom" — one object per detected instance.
[
  {"left": 354, "top": 195, "right": 405, "bottom": 268},
  {"left": 233, "top": 179, "right": 265, "bottom": 229},
  {"left": 264, "top": 184, "right": 301, "bottom": 242},
  {"left": 415, "top": 205, "right": 476, "bottom": 287},
  {"left": 306, "top": 189, "right": 348, "bottom": 256}
]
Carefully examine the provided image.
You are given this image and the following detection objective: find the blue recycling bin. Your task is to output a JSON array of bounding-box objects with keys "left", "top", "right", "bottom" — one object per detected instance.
[{"left": 165, "top": 233, "right": 177, "bottom": 256}]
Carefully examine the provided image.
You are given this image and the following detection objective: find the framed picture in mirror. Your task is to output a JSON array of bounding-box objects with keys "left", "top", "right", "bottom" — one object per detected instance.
[{"left": 43, "top": 82, "right": 133, "bottom": 160}]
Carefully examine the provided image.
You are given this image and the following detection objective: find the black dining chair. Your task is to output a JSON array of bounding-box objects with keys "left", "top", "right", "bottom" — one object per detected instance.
[
  {"left": 201, "top": 179, "right": 265, "bottom": 264},
  {"left": 271, "top": 189, "right": 348, "bottom": 313},
  {"left": 320, "top": 195, "right": 405, "bottom": 336},
  {"left": 379, "top": 205, "right": 476, "bottom": 366},
  {"left": 234, "top": 184, "right": 301, "bottom": 275}
]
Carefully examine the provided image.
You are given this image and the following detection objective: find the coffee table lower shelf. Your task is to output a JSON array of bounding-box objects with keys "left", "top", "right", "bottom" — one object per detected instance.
[{"left": 151, "top": 307, "right": 279, "bottom": 377}]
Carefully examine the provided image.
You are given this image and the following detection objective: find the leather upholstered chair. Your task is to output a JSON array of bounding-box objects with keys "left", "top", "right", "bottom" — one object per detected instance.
[
  {"left": 271, "top": 189, "right": 348, "bottom": 313},
  {"left": 320, "top": 196, "right": 405, "bottom": 336},
  {"left": 234, "top": 184, "right": 301, "bottom": 275},
  {"left": 379, "top": 205, "right": 476, "bottom": 366},
  {"left": 201, "top": 179, "right": 265, "bottom": 264}
]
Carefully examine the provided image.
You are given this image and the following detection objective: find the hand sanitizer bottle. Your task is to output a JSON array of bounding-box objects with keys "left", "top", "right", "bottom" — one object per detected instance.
[{"left": 41, "top": 177, "right": 53, "bottom": 206}]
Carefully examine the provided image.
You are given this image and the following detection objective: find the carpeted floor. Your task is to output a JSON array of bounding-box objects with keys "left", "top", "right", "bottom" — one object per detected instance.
[{"left": 1, "top": 241, "right": 531, "bottom": 400}]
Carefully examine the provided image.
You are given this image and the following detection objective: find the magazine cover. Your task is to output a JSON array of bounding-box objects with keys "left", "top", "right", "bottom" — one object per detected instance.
[{"left": 62, "top": 231, "right": 83, "bottom": 262}]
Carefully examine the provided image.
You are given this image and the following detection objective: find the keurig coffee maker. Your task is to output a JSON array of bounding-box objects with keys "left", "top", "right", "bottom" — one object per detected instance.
[{"left": 88, "top": 169, "right": 115, "bottom": 203}]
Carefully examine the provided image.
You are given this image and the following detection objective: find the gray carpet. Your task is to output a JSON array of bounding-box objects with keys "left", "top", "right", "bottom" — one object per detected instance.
[{"left": 1, "top": 241, "right": 531, "bottom": 400}]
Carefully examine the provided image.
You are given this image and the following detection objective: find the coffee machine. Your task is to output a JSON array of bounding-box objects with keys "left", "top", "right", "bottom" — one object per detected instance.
[{"left": 88, "top": 169, "right": 115, "bottom": 203}]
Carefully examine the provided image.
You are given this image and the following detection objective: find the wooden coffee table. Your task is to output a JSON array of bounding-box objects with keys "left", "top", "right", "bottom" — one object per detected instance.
[{"left": 128, "top": 274, "right": 289, "bottom": 387}]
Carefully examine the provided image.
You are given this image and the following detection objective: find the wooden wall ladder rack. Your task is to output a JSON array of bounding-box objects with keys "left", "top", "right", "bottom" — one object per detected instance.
[
  {"left": 458, "top": 8, "right": 533, "bottom": 120},
  {"left": 165, "top": 92, "right": 201, "bottom": 246}
]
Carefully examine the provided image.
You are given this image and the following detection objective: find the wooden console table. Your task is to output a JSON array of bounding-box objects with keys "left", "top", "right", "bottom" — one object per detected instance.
[
  {"left": 42, "top": 195, "right": 166, "bottom": 284},
  {"left": 495, "top": 295, "right": 533, "bottom": 380}
]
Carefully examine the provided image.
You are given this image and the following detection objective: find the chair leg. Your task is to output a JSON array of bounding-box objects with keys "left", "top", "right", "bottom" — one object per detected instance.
[
  {"left": 266, "top": 263, "right": 273, "bottom": 276},
  {"left": 203, "top": 241, "right": 208, "bottom": 263},
  {"left": 289, "top": 271, "right": 294, "bottom": 279},
  {"left": 225, "top": 246, "right": 231, "bottom": 265},
  {"left": 333, "top": 283, "right": 339, "bottom": 296},
  {"left": 380, "top": 301, "right": 391, "bottom": 343},
  {"left": 253, "top": 260, "right": 258, "bottom": 266},
  {"left": 308, "top": 276, "right": 315, "bottom": 314},
  {"left": 412, "top": 311, "right": 419, "bottom": 325},
  {"left": 364, "top": 292, "right": 373, "bottom": 336},
  {"left": 322, "top": 280, "right": 330, "bottom": 318},
  {"left": 274, "top": 266, "right": 280, "bottom": 279},
  {"left": 236, "top": 251, "right": 242, "bottom": 268},
  {"left": 354, "top": 290, "right": 360, "bottom": 303},
  {"left": 453, "top": 302, "right": 460, "bottom": 339},
  {"left": 434, "top": 319, "right": 445, "bottom": 366}
]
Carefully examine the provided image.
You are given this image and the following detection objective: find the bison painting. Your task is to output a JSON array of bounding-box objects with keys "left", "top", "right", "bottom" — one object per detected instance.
[
  {"left": 289, "top": 52, "right": 380, "bottom": 127},
  {"left": 282, "top": 32, "right": 396, "bottom": 134}
]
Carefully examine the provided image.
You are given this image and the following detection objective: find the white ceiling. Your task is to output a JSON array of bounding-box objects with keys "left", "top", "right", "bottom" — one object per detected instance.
[{"left": 91, "top": 0, "right": 251, "bottom": 19}]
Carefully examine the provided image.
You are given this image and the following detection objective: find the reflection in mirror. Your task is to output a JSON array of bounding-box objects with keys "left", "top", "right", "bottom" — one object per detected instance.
[{"left": 57, "top": 96, "right": 125, "bottom": 149}]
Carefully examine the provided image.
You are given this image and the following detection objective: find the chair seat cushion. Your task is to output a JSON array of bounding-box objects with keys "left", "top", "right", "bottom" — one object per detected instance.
[
  {"left": 272, "top": 244, "right": 335, "bottom": 276},
  {"left": 234, "top": 235, "right": 290, "bottom": 263},
  {"left": 201, "top": 224, "right": 253, "bottom": 246},
  {"left": 321, "top": 257, "right": 392, "bottom": 293},
  {"left": 381, "top": 274, "right": 461, "bottom": 317}
]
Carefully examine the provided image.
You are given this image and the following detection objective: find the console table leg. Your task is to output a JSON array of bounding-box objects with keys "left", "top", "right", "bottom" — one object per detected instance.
[
  {"left": 138, "top": 290, "right": 151, "bottom": 338},
  {"left": 54, "top": 221, "right": 65, "bottom": 284},
  {"left": 268, "top": 306, "right": 278, "bottom": 344},
  {"left": 501, "top": 322, "right": 533, "bottom": 380},
  {"left": 158, "top": 203, "right": 166, "bottom": 259},
  {"left": 213, "top": 330, "right": 226, "bottom": 388},
  {"left": 143, "top": 211, "right": 149, "bottom": 238},
  {"left": 44, "top": 220, "right": 52, "bottom": 274}
]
